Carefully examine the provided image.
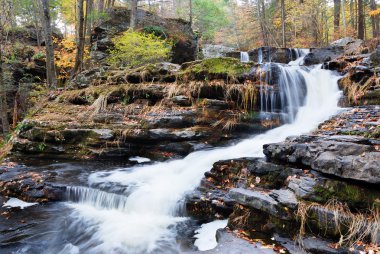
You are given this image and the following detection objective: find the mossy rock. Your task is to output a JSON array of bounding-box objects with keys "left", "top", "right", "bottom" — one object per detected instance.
[
  {"left": 310, "top": 180, "right": 380, "bottom": 210},
  {"left": 178, "top": 58, "right": 253, "bottom": 82}
]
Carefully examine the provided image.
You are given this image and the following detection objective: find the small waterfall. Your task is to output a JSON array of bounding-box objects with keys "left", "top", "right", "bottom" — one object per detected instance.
[
  {"left": 258, "top": 48, "right": 263, "bottom": 64},
  {"left": 289, "top": 48, "right": 310, "bottom": 66},
  {"left": 240, "top": 51, "right": 249, "bottom": 63},
  {"left": 66, "top": 186, "right": 129, "bottom": 211}
]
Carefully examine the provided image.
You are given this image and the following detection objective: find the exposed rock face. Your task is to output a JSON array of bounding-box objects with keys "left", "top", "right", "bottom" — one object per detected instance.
[
  {"left": 226, "top": 47, "right": 303, "bottom": 64},
  {"left": 12, "top": 59, "right": 280, "bottom": 161},
  {"left": 91, "top": 8, "right": 197, "bottom": 64},
  {"left": 264, "top": 135, "right": 380, "bottom": 183},
  {"left": 330, "top": 37, "right": 367, "bottom": 55},
  {"left": 370, "top": 45, "right": 380, "bottom": 66},
  {"left": 202, "top": 44, "right": 236, "bottom": 59}
]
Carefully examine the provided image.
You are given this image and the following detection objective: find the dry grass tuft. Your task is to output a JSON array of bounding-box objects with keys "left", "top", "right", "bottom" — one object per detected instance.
[{"left": 296, "top": 199, "right": 380, "bottom": 247}]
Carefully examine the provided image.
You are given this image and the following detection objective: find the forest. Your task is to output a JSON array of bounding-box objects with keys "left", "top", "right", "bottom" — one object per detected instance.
[{"left": 0, "top": 0, "right": 380, "bottom": 254}]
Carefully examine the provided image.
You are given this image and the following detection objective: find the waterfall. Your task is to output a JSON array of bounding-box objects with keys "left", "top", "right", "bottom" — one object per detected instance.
[
  {"left": 258, "top": 48, "right": 263, "bottom": 64},
  {"left": 240, "top": 51, "right": 249, "bottom": 63},
  {"left": 289, "top": 48, "right": 310, "bottom": 66},
  {"left": 59, "top": 61, "right": 342, "bottom": 254},
  {"left": 259, "top": 63, "right": 307, "bottom": 123}
]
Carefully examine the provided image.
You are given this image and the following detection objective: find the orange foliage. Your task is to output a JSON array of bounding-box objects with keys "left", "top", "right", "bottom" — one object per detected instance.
[{"left": 54, "top": 36, "right": 89, "bottom": 81}]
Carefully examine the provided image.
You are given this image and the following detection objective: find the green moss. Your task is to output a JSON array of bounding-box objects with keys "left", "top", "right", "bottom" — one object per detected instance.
[
  {"left": 312, "top": 181, "right": 380, "bottom": 209},
  {"left": 178, "top": 57, "right": 253, "bottom": 81}
]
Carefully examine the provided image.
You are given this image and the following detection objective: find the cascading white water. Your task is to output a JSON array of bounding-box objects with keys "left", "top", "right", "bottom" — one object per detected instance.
[
  {"left": 258, "top": 48, "right": 263, "bottom": 64},
  {"left": 240, "top": 51, "right": 249, "bottom": 63},
  {"left": 289, "top": 48, "right": 310, "bottom": 66},
  {"left": 259, "top": 63, "right": 307, "bottom": 123},
  {"left": 62, "top": 62, "right": 342, "bottom": 254}
]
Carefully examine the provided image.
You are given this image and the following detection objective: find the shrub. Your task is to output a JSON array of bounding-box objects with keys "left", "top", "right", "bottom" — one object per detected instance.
[
  {"left": 142, "top": 25, "right": 167, "bottom": 38},
  {"left": 108, "top": 30, "right": 172, "bottom": 68}
]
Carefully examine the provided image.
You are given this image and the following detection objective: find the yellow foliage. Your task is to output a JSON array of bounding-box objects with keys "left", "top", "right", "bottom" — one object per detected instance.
[
  {"left": 54, "top": 37, "right": 89, "bottom": 80},
  {"left": 108, "top": 30, "right": 172, "bottom": 68},
  {"left": 369, "top": 9, "right": 380, "bottom": 16}
]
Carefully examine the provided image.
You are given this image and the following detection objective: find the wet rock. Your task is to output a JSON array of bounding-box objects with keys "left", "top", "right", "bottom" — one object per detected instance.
[
  {"left": 304, "top": 47, "right": 344, "bottom": 65},
  {"left": 247, "top": 47, "right": 296, "bottom": 64},
  {"left": 0, "top": 171, "right": 65, "bottom": 203}
]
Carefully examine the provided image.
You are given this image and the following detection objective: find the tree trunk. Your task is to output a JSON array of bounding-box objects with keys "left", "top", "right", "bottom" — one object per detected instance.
[
  {"left": 342, "top": 0, "right": 347, "bottom": 36},
  {"left": 358, "top": 0, "right": 364, "bottom": 39},
  {"left": 334, "top": 0, "right": 341, "bottom": 33},
  {"left": 350, "top": 0, "right": 355, "bottom": 28},
  {"left": 189, "top": 0, "right": 193, "bottom": 26},
  {"left": 130, "top": 0, "right": 138, "bottom": 29},
  {"left": 281, "top": 0, "right": 286, "bottom": 47},
  {"left": 86, "top": 0, "right": 94, "bottom": 45},
  {"left": 40, "top": 0, "right": 57, "bottom": 88},
  {"left": 370, "top": 0, "right": 379, "bottom": 37},
  {"left": 0, "top": 48, "right": 10, "bottom": 135},
  {"left": 72, "top": 0, "right": 85, "bottom": 76},
  {"left": 98, "top": 0, "right": 104, "bottom": 12}
]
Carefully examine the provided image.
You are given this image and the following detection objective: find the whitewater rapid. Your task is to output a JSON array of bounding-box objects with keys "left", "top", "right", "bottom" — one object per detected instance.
[{"left": 60, "top": 65, "right": 341, "bottom": 254}]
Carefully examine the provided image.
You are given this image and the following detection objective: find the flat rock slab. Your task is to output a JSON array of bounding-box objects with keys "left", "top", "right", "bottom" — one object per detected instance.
[
  {"left": 228, "top": 188, "right": 296, "bottom": 220},
  {"left": 264, "top": 134, "right": 380, "bottom": 184}
]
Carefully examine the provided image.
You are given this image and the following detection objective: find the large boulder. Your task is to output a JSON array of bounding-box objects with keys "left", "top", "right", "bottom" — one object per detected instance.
[
  {"left": 245, "top": 47, "right": 303, "bottom": 64},
  {"left": 304, "top": 46, "right": 344, "bottom": 65},
  {"left": 91, "top": 8, "right": 197, "bottom": 64},
  {"left": 202, "top": 44, "right": 236, "bottom": 59},
  {"left": 264, "top": 135, "right": 380, "bottom": 184},
  {"left": 370, "top": 46, "right": 380, "bottom": 66}
]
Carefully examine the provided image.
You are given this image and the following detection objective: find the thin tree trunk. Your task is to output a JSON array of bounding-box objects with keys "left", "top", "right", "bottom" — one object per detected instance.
[
  {"left": 350, "top": 0, "right": 355, "bottom": 28},
  {"left": 281, "top": 0, "right": 286, "bottom": 47},
  {"left": 342, "top": 0, "right": 347, "bottom": 36},
  {"left": 334, "top": 0, "right": 341, "bottom": 34},
  {"left": 72, "top": 0, "right": 85, "bottom": 76},
  {"left": 98, "top": 0, "right": 104, "bottom": 12},
  {"left": 130, "top": 0, "right": 138, "bottom": 29},
  {"left": 40, "top": 0, "right": 57, "bottom": 88},
  {"left": 358, "top": 0, "right": 364, "bottom": 39},
  {"left": 86, "top": 0, "right": 94, "bottom": 45},
  {"left": 0, "top": 49, "right": 10, "bottom": 135},
  {"left": 370, "top": 0, "right": 379, "bottom": 37},
  {"left": 189, "top": 0, "right": 193, "bottom": 26}
]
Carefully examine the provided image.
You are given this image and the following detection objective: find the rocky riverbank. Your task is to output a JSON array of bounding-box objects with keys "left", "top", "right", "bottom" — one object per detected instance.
[{"left": 186, "top": 105, "right": 380, "bottom": 254}]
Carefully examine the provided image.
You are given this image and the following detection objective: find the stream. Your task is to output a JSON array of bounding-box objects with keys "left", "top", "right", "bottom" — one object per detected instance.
[{"left": 1, "top": 57, "right": 342, "bottom": 254}]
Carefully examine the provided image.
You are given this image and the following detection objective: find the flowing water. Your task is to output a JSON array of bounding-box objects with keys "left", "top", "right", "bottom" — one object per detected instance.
[
  {"left": 240, "top": 51, "right": 249, "bottom": 63},
  {"left": 5, "top": 55, "right": 342, "bottom": 254},
  {"left": 55, "top": 67, "right": 341, "bottom": 254}
]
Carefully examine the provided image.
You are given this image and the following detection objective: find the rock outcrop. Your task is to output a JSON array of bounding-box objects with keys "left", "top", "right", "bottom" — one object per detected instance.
[
  {"left": 91, "top": 7, "right": 197, "bottom": 64},
  {"left": 12, "top": 58, "right": 284, "bottom": 161}
]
